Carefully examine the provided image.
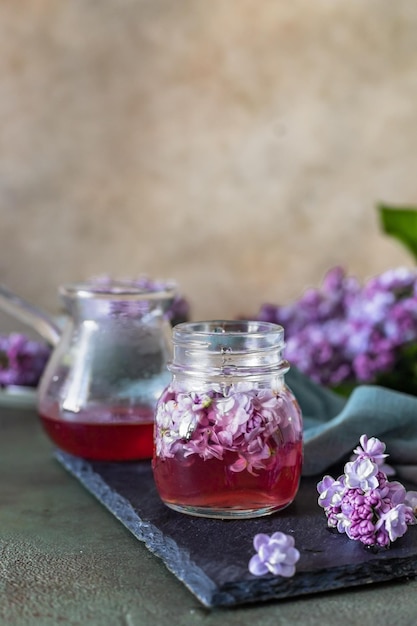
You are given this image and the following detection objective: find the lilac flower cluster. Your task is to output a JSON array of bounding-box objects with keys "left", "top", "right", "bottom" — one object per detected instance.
[
  {"left": 0, "top": 333, "right": 50, "bottom": 388},
  {"left": 257, "top": 266, "right": 417, "bottom": 388},
  {"left": 155, "top": 385, "right": 299, "bottom": 474},
  {"left": 317, "top": 435, "right": 417, "bottom": 548},
  {"left": 89, "top": 275, "right": 190, "bottom": 325},
  {"left": 249, "top": 532, "right": 300, "bottom": 577}
]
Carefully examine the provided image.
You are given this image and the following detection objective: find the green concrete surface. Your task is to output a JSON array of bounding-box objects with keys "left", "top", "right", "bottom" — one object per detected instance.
[{"left": 1, "top": 405, "right": 417, "bottom": 626}]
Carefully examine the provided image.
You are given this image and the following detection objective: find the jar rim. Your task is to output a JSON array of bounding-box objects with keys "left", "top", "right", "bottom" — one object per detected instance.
[
  {"left": 59, "top": 281, "right": 176, "bottom": 302},
  {"left": 172, "top": 320, "right": 284, "bottom": 339}
]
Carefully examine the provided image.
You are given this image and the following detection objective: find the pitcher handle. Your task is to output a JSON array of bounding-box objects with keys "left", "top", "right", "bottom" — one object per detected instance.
[{"left": 0, "top": 284, "right": 61, "bottom": 346}]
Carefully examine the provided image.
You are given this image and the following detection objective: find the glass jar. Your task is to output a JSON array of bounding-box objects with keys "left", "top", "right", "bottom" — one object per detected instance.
[{"left": 152, "top": 320, "right": 303, "bottom": 519}]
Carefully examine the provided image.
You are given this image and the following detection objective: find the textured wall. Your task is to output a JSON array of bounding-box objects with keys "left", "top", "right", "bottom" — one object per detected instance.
[{"left": 1, "top": 0, "right": 417, "bottom": 329}]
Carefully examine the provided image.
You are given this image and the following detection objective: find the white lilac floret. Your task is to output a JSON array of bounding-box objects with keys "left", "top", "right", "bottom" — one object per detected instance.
[
  {"left": 317, "top": 435, "right": 417, "bottom": 548},
  {"left": 257, "top": 266, "right": 417, "bottom": 389},
  {"left": 248, "top": 532, "right": 300, "bottom": 577}
]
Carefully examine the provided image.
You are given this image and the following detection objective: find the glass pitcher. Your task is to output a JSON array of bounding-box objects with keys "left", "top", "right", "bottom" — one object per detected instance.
[{"left": 0, "top": 281, "right": 175, "bottom": 461}]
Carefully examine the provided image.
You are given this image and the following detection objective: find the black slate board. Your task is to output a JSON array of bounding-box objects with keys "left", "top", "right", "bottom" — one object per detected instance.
[{"left": 56, "top": 451, "right": 417, "bottom": 608}]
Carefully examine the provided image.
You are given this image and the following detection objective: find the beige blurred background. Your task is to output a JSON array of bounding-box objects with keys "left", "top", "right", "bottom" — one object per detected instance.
[{"left": 1, "top": 0, "right": 417, "bottom": 331}]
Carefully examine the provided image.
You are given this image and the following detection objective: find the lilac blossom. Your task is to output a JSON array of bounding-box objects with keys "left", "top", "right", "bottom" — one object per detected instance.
[
  {"left": 351, "top": 434, "right": 395, "bottom": 476},
  {"left": 344, "top": 458, "right": 379, "bottom": 491},
  {"left": 317, "top": 475, "right": 345, "bottom": 508},
  {"left": 256, "top": 266, "right": 417, "bottom": 389},
  {"left": 154, "top": 392, "right": 213, "bottom": 458},
  {"left": 353, "top": 435, "right": 387, "bottom": 464},
  {"left": 248, "top": 532, "right": 300, "bottom": 577},
  {"left": 378, "top": 504, "right": 411, "bottom": 543},
  {"left": 154, "top": 384, "right": 301, "bottom": 474},
  {"left": 214, "top": 392, "right": 254, "bottom": 446},
  {"left": 0, "top": 333, "right": 50, "bottom": 388},
  {"left": 317, "top": 434, "right": 417, "bottom": 548}
]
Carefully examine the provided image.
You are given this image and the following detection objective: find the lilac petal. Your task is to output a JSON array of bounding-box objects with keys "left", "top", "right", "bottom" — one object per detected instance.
[
  {"left": 405, "top": 490, "right": 417, "bottom": 503},
  {"left": 384, "top": 504, "right": 409, "bottom": 542},
  {"left": 270, "top": 531, "right": 292, "bottom": 545},
  {"left": 317, "top": 475, "right": 335, "bottom": 494},
  {"left": 405, "top": 490, "right": 417, "bottom": 513},
  {"left": 386, "top": 481, "right": 406, "bottom": 505},
  {"left": 284, "top": 547, "right": 301, "bottom": 565},
  {"left": 359, "top": 434, "right": 369, "bottom": 450},
  {"left": 248, "top": 555, "right": 269, "bottom": 576},
  {"left": 253, "top": 533, "right": 271, "bottom": 551},
  {"left": 229, "top": 457, "right": 247, "bottom": 473},
  {"left": 278, "top": 563, "right": 297, "bottom": 578}
]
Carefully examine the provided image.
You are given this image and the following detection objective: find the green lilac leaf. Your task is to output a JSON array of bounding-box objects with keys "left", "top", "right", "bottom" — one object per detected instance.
[{"left": 378, "top": 203, "right": 417, "bottom": 262}]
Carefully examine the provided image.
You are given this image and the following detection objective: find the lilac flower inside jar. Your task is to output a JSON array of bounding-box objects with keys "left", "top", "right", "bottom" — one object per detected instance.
[{"left": 152, "top": 320, "right": 303, "bottom": 519}]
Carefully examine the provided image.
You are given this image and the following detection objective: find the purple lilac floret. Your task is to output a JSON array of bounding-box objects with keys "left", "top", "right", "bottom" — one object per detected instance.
[
  {"left": 256, "top": 266, "right": 417, "bottom": 388},
  {"left": 155, "top": 385, "right": 300, "bottom": 474},
  {"left": 0, "top": 333, "right": 50, "bottom": 388},
  {"left": 317, "top": 434, "right": 417, "bottom": 548},
  {"left": 248, "top": 532, "right": 300, "bottom": 577}
]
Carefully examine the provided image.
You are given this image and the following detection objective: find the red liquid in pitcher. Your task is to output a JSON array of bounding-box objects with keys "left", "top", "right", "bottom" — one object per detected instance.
[
  {"left": 40, "top": 404, "right": 154, "bottom": 461},
  {"left": 153, "top": 440, "right": 302, "bottom": 513}
]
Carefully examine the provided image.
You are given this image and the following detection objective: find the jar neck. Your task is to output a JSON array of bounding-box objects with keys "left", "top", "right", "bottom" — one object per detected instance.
[{"left": 169, "top": 320, "right": 289, "bottom": 382}]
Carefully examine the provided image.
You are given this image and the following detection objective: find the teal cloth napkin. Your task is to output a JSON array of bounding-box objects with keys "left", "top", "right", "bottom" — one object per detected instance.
[{"left": 287, "top": 368, "right": 417, "bottom": 484}]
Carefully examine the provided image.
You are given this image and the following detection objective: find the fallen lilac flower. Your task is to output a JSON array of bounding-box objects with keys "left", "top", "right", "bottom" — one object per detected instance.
[{"left": 248, "top": 532, "right": 300, "bottom": 577}]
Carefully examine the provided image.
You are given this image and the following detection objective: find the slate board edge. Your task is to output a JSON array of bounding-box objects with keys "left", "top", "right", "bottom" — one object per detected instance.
[
  {"left": 55, "top": 451, "right": 417, "bottom": 608},
  {"left": 216, "top": 555, "right": 417, "bottom": 607},
  {"left": 55, "top": 450, "right": 218, "bottom": 607}
]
